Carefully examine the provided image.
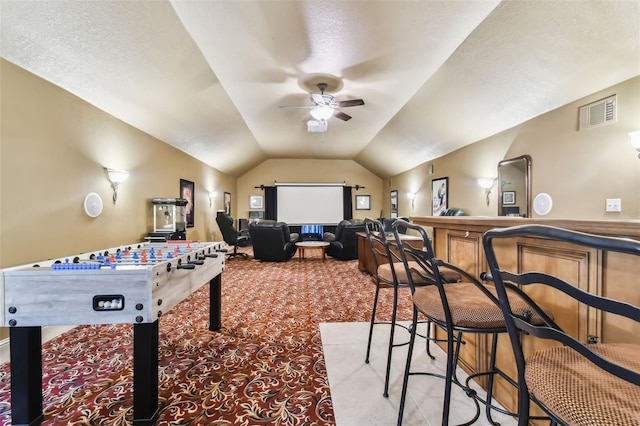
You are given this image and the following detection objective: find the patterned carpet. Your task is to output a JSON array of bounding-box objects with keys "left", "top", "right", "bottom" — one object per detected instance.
[{"left": 0, "top": 247, "right": 414, "bottom": 425}]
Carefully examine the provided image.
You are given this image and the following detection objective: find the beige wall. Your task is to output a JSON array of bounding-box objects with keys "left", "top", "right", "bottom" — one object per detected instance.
[
  {"left": 0, "top": 59, "right": 235, "bottom": 268},
  {"left": 0, "top": 60, "right": 640, "bottom": 267},
  {"left": 236, "top": 158, "right": 383, "bottom": 222},
  {"left": 389, "top": 76, "right": 640, "bottom": 220},
  {"left": 2, "top": 58, "right": 638, "bottom": 265},
  {"left": 1, "top": 59, "right": 638, "bottom": 343}
]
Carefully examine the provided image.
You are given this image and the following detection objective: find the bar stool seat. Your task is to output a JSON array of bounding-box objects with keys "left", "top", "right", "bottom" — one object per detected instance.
[
  {"left": 413, "top": 284, "right": 540, "bottom": 329},
  {"left": 377, "top": 261, "right": 431, "bottom": 287},
  {"left": 526, "top": 343, "right": 640, "bottom": 425}
]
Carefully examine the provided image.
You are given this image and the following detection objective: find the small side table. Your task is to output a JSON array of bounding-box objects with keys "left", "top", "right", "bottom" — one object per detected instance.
[{"left": 295, "top": 241, "right": 330, "bottom": 262}]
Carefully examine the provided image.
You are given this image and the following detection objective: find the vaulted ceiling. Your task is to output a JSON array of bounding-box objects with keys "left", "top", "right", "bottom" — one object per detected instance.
[{"left": 2, "top": 1, "right": 639, "bottom": 178}]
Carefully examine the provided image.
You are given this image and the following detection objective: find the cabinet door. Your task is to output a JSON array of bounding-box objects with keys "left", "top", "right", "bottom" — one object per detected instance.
[
  {"left": 602, "top": 250, "right": 640, "bottom": 344},
  {"left": 445, "top": 230, "right": 485, "bottom": 277}
]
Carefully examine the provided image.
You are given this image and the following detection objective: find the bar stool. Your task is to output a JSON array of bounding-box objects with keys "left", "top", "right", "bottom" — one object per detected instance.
[
  {"left": 363, "top": 218, "right": 429, "bottom": 397},
  {"left": 364, "top": 218, "right": 463, "bottom": 398},
  {"left": 483, "top": 224, "right": 640, "bottom": 426},
  {"left": 392, "top": 219, "right": 528, "bottom": 426}
]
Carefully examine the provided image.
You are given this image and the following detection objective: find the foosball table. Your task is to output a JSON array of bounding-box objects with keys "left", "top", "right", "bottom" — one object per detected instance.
[{"left": 0, "top": 240, "right": 226, "bottom": 426}]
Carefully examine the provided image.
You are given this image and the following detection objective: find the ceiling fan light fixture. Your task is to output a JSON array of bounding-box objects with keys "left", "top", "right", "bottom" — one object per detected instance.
[{"left": 310, "top": 106, "right": 334, "bottom": 121}]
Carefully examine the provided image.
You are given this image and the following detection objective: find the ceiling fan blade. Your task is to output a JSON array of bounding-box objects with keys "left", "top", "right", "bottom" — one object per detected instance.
[
  {"left": 334, "top": 111, "right": 352, "bottom": 121},
  {"left": 279, "top": 105, "right": 314, "bottom": 109},
  {"left": 336, "top": 99, "right": 364, "bottom": 108}
]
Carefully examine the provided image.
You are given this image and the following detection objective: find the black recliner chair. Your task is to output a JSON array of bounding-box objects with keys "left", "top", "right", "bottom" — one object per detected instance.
[
  {"left": 323, "top": 219, "right": 366, "bottom": 260},
  {"left": 249, "top": 220, "right": 299, "bottom": 262},
  {"left": 216, "top": 211, "right": 250, "bottom": 259}
]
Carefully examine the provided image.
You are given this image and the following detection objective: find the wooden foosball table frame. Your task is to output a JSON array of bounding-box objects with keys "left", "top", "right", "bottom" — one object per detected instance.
[{"left": 1, "top": 241, "right": 226, "bottom": 426}]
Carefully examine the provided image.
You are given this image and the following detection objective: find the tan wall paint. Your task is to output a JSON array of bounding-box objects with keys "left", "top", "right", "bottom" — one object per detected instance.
[
  {"left": 0, "top": 59, "right": 235, "bottom": 268},
  {"left": 236, "top": 159, "right": 384, "bottom": 222},
  {"left": 389, "top": 76, "right": 640, "bottom": 220},
  {"left": 1, "top": 61, "right": 638, "bottom": 345},
  {"left": 2, "top": 61, "right": 638, "bottom": 262}
]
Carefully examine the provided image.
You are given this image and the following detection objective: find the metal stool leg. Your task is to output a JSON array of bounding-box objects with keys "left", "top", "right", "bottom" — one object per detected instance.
[
  {"left": 383, "top": 284, "right": 400, "bottom": 397},
  {"left": 397, "top": 308, "right": 419, "bottom": 426},
  {"left": 365, "top": 283, "right": 382, "bottom": 364},
  {"left": 424, "top": 319, "right": 436, "bottom": 360}
]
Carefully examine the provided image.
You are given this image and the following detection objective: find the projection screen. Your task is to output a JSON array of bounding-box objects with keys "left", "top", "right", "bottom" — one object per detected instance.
[{"left": 276, "top": 185, "right": 343, "bottom": 225}]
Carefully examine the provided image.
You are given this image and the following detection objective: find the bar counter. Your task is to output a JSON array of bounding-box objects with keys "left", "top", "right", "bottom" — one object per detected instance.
[
  {"left": 407, "top": 215, "right": 640, "bottom": 422},
  {"left": 410, "top": 216, "right": 640, "bottom": 239}
]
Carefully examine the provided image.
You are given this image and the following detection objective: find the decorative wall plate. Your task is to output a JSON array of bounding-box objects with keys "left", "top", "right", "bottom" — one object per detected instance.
[
  {"left": 84, "top": 192, "right": 103, "bottom": 218},
  {"left": 533, "top": 192, "right": 553, "bottom": 216}
]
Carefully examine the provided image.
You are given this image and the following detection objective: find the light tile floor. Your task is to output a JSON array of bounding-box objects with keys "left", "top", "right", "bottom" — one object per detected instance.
[{"left": 320, "top": 322, "right": 518, "bottom": 426}]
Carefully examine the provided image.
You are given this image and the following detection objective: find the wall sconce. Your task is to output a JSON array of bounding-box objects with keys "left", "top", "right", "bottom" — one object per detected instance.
[
  {"left": 629, "top": 131, "right": 640, "bottom": 159},
  {"left": 407, "top": 192, "right": 416, "bottom": 210},
  {"left": 104, "top": 167, "right": 129, "bottom": 203},
  {"left": 477, "top": 178, "right": 496, "bottom": 206},
  {"left": 209, "top": 191, "right": 217, "bottom": 207}
]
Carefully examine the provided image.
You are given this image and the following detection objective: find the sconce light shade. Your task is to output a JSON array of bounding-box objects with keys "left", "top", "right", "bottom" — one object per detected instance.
[
  {"left": 629, "top": 131, "right": 640, "bottom": 158},
  {"left": 106, "top": 169, "right": 129, "bottom": 184},
  {"left": 104, "top": 168, "right": 129, "bottom": 203},
  {"left": 310, "top": 106, "right": 334, "bottom": 121},
  {"left": 477, "top": 178, "right": 495, "bottom": 189}
]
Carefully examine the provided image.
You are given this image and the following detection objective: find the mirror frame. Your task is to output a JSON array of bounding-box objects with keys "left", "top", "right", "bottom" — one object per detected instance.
[{"left": 497, "top": 155, "right": 532, "bottom": 217}]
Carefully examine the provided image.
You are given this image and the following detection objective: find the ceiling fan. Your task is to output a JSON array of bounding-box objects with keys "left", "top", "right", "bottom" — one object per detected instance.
[{"left": 280, "top": 83, "right": 365, "bottom": 122}]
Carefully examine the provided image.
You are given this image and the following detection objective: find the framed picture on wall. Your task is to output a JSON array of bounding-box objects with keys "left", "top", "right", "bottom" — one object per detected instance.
[
  {"left": 390, "top": 190, "right": 398, "bottom": 217},
  {"left": 502, "top": 191, "right": 516, "bottom": 205},
  {"left": 224, "top": 192, "right": 231, "bottom": 215},
  {"left": 355, "top": 195, "right": 371, "bottom": 210},
  {"left": 180, "top": 179, "right": 195, "bottom": 227},
  {"left": 249, "top": 195, "right": 263, "bottom": 209},
  {"left": 432, "top": 177, "right": 448, "bottom": 216}
]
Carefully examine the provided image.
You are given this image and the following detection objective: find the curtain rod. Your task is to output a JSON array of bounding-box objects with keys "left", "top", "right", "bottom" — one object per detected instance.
[
  {"left": 255, "top": 182, "right": 365, "bottom": 189},
  {"left": 274, "top": 182, "right": 345, "bottom": 186}
]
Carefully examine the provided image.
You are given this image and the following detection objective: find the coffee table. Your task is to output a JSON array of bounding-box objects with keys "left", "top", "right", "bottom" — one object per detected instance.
[{"left": 296, "top": 241, "right": 330, "bottom": 262}]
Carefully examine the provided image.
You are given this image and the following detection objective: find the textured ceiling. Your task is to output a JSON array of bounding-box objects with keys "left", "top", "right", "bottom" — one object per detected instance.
[{"left": 2, "top": 1, "right": 639, "bottom": 178}]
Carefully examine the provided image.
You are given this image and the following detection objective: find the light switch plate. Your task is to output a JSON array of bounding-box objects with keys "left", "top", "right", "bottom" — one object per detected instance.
[{"left": 605, "top": 198, "right": 621, "bottom": 212}]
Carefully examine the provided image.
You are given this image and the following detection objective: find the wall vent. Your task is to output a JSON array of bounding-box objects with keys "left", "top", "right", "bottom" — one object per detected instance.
[{"left": 579, "top": 95, "right": 616, "bottom": 130}]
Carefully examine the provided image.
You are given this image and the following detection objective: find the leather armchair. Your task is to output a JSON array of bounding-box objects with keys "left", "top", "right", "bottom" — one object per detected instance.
[
  {"left": 323, "top": 219, "right": 367, "bottom": 260},
  {"left": 249, "top": 220, "right": 300, "bottom": 262}
]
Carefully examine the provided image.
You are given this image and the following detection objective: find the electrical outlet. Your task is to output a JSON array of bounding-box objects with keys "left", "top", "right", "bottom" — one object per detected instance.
[{"left": 605, "top": 198, "right": 621, "bottom": 212}]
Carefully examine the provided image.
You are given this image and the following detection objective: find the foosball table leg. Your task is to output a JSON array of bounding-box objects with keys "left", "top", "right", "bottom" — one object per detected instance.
[
  {"left": 133, "top": 321, "right": 160, "bottom": 426},
  {"left": 10, "top": 326, "right": 44, "bottom": 426},
  {"left": 209, "top": 274, "right": 221, "bottom": 331}
]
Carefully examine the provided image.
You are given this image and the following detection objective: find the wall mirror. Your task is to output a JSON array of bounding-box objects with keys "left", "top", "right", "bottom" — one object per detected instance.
[{"left": 498, "top": 155, "right": 531, "bottom": 217}]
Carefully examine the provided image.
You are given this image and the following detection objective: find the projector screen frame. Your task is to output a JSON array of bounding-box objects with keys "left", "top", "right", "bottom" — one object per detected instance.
[
  {"left": 275, "top": 182, "right": 345, "bottom": 226},
  {"left": 274, "top": 182, "right": 346, "bottom": 187}
]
